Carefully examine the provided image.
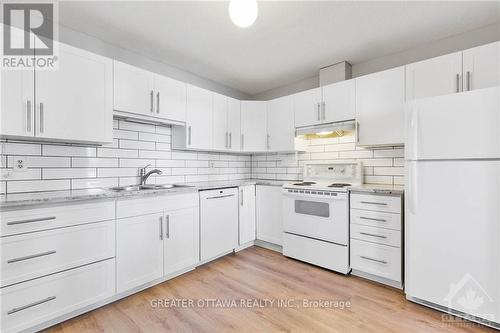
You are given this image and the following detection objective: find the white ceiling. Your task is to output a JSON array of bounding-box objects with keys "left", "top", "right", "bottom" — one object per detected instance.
[{"left": 59, "top": 1, "right": 500, "bottom": 96}]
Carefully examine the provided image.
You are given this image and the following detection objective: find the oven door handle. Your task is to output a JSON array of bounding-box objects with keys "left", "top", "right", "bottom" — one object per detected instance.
[{"left": 282, "top": 192, "right": 345, "bottom": 200}]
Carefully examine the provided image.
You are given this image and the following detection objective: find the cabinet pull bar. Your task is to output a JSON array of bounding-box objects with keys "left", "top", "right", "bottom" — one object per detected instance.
[
  {"left": 39, "top": 102, "right": 44, "bottom": 133},
  {"left": 7, "top": 296, "right": 56, "bottom": 315},
  {"left": 229, "top": 132, "right": 232, "bottom": 149},
  {"left": 360, "top": 201, "right": 387, "bottom": 206},
  {"left": 360, "top": 256, "right": 387, "bottom": 265},
  {"left": 188, "top": 126, "right": 192, "bottom": 145},
  {"left": 166, "top": 215, "right": 170, "bottom": 239},
  {"left": 359, "top": 216, "right": 387, "bottom": 223},
  {"left": 322, "top": 101, "right": 326, "bottom": 120},
  {"left": 359, "top": 232, "right": 387, "bottom": 239},
  {"left": 316, "top": 103, "right": 320, "bottom": 121},
  {"left": 206, "top": 194, "right": 235, "bottom": 199},
  {"left": 456, "top": 74, "right": 460, "bottom": 93},
  {"left": 26, "top": 100, "right": 32, "bottom": 132},
  {"left": 150, "top": 90, "right": 154, "bottom": 113},
  {"left": 156, "top": 92, "right": 160, "bottom": 114},
  {"left": 241, "top": 134, "right": 244, "bottom": 150},
  {"left": 466, "top": 71, "right": 471, "bottom": 91},
  {"left": 7, "top": 216, "right": 56, "bottom": 226},
  {"left": 159, "top": 216, "right": 163, "bottom": 240},
  {"left": 240, "top": 189, "right": 244, "bottom": 206},
  {"left": 225, "top": 132, "right": 228, "bottom": 148},
  {"left": 8, "top": 250, "right": 56, "bottom": 264}
]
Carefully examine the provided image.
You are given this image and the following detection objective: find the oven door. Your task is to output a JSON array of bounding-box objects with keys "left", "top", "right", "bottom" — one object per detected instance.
[{"left": 282, "top": 191, "right": 348, "bottom": 245}]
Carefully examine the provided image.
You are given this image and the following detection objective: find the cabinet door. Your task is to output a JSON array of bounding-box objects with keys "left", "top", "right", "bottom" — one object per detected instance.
[
  {"left": 113, "top": 60, "right": 154, "bottom": 115},
  {"left": 186, "top": 85, "right": 212, "bottom": 150},
  {"left": 116, "top": 213, "right": 164, "bottom": 293},
  {"left": 239, "top": 185, "right": 256, "bottom": 245},
  {"left": 35, "top": 43, "right": 113, "bottom": 144},
  {"left": 294, "top": 87, "right": 321, "bottom": 127},
  {"left": 212, "top": 93, "right": 228, "bottom": 151},
  {"left": 256, "top": 185, "right": 283, "bottom": 246},
  {"left": 154, "top": 74, "right": 186, "bottom": 122},
  {"left": 322, "top": 79, "right": 355, "bottom": 122},
  {"left": 227, "top": 97, "right": 241, "bottom": 152},
  {"left": 164, "top": 207, "right": 199, "bottom": 276},
  {"left": 356, "top": 66, "right": 405, "bottom": 146},
  {"left": 241, "top": 101, "right": 267, "bottom": 152},
  {"left": 267, "top": 95, "right": 295, "bottom": 151},
  {"left": 463, "top": 41, "right": 500, "bottom": 91},
  {"left": 0, "top": 69, "right": 34, "bottom": 138},
  {"left": 406, "top": 52, "right": 462, "bottom": 100}
]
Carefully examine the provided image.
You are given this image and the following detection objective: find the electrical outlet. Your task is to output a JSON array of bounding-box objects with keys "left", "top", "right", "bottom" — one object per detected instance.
[
  {"left": 13, "top": 157, "right": 28, "bottom": 172},
  {"left": 210, "top": 162, "right": 215, "bottom": 168}
]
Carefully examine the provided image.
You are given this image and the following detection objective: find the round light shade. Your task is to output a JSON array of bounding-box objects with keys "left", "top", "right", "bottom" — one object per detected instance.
[{"left": 229, "top": 0, "right": 258, "bottom": 28}]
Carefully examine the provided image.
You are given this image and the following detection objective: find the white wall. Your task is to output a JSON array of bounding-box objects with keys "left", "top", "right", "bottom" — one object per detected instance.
[{"left": 252, "top": 22, "right": 500, "bottom": 100}]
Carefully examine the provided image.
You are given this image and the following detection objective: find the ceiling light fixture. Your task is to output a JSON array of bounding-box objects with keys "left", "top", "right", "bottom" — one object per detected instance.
[{"left": 229, "top": 0, "right": 258, "bottom": 28}]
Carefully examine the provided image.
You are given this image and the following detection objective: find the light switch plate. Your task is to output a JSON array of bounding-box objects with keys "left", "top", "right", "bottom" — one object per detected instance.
[{"left": 13, "top": 157, "right": 28, "bottom": 172}]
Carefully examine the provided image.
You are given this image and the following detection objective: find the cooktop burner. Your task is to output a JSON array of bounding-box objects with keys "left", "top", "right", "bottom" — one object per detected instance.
[
  {"left": 293, "top": 181, "right": 317, "bottom": 186},
  {"left": 328, "top": 183, "right": 352, "bottom": 188}
]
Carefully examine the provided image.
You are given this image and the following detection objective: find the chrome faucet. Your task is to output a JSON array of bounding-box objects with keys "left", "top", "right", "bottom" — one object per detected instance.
[{"left": 139, "top": 164, "right": 162, "bottom": 185}]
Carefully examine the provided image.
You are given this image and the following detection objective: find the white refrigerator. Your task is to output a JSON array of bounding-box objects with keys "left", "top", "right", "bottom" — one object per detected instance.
[{"left": 405, "top": 87, "right": 500, "bottom": 328}]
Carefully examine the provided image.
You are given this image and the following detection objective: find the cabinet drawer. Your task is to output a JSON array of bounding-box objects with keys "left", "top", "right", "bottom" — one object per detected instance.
[
  {"left": 350, "top": 239, "right": 401, "bottom": 282},
  {"left": 350, "top": 209, "right": 401, "bottom": 230},
  {"left": 117, "top": 193, "right": 198, "bottom": 218},
  {"left": 1, "top": 221, "right": 115, "bottom": 287},
  {"left": 350, "top": 193, "right": 401, "bottom": 213},
  {"left": 1, "top": 201, "right": 115, "bottom": 237},
  {"left": 0, "top": 259, "right": 115, "bottom": 333},
  {"left": 350, "top": 224, "right": 401, "bottom": 247}
]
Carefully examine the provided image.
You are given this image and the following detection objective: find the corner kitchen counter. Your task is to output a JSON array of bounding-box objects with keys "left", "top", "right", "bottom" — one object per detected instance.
[
  {"left": 0, "top": 179, "right": 287, "bottom": 209},
  {"left": 348, "top": 184, "right": 404, "bottom": 195}
]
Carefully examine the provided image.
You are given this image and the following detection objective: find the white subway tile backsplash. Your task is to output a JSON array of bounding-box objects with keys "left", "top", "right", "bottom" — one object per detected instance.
[
  {"left": 172, "top": 151, "right": 198, "bottom": 160},
  {"left": 72, "top": 157, "right": 118, "bottom": 168},
  {"left": 98, "top": 168, "right": 138, "bottom": 178},
  {"left": 72, "top": 178, "right": 118, "bottom": 190},
  {"left": 119, "top": 159, "right": 156, "bottom": 168},
  {"left": 43, "top": 145, "right": 96, "bottom": 157},
  {"left": 2, "top": 142, "right": 41, "bottom": 155},
  {"left": 119, "top": 121, "right": 156, "bottom": 133},
  {"left": 157, "top": 159, "right": 185, "bottom": 168},
  {"left": 114, "top": 129, "right": 139, "bottom": 140},
  {"left": 8, "top": 179, "right": 70, "bottom": 193},
  {"left": 119, "top": 139, "right": 156, "bottom": 150},
  {"left": 1, "top": 168, "right": 41, "bottom": 181},
  {"left": 139, "top": 150, "right": 171, "bottom": 159},
  {"left": 98, "top": 148, "right": 138, "bottom": 158},
  {"left": 43, "top": 168, "right": 97, "bottom": 179},
  {"left": 7, "top": 156, "right": 71, "bottom": 168}
]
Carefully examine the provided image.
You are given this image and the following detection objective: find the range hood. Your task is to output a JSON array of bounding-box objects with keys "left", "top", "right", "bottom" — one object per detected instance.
[{"left": 296, "top": 120, "right": 355, "bottom": 137}]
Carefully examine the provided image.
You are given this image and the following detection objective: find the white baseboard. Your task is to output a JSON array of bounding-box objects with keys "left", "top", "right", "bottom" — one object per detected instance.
[
  {"left": 254, "top": 239, "right": 282, "bottom": 253},
  {"left": 351, "top": 269, "right": 403, "bottom": 289}
]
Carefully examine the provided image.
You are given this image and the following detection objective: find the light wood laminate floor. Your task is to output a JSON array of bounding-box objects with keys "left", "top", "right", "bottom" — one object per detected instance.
[{"left": 45, "top": 246, "right": 496, "bottom": 333}]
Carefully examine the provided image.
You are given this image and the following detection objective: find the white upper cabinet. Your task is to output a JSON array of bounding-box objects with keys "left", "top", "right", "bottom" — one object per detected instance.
[
  {"left": 406, "top": 52, "right": 463, "bottom": 100},
  {"left": 241, "top": 101, "right": 267, "bottom": 152},
  {"left": 154, "top": 75, "right": 186, "bottom": 122},
  {"left": 113, "top": 61, "right": 154, "bottom": 116},
  {"left": 1, "top": 42, "right": 112, "bottom": 144},
  {"left": 294, "top": 87, "right": 321, "bottom": 127},
  {"left": 322, "top": 79, "right": 355, "bottom": 122},
  {"left": 36, "top": 43, "right": 113, "bottom": 144},
  {"left": 267, "top": 95, "right": 295, "bottom": 151},
  {"left": 355, "top": 66, "right": 405, "bottom": 146},
  {"left": 212, "top": 93, "right": 229, "bottom": 151},
  {"left": 462, "top": 41, "right": 500, "bottom": 91},
  {"left": 226, "top": 97, "right": 241, "bottom": 152},
  {"left": 0, "top": 69, "right": 34, "bottom": 139},
  {"left": 184, "top": 85, "right": 212, "bottom": 150}
]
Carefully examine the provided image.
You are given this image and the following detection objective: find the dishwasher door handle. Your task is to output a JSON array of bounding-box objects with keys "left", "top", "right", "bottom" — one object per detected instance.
[{"left": 206, "top": 194, "right": 236, "bottom": 200}]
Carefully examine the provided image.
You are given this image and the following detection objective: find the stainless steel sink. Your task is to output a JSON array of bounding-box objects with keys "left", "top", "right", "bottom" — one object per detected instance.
[{"left": 109, "top": 184, "right": 192, "bottom": 192}]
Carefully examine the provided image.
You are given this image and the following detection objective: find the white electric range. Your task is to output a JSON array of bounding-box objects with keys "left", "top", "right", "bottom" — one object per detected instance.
[{"left": 282, "top": 161, "right": 363, "bottom": 274}]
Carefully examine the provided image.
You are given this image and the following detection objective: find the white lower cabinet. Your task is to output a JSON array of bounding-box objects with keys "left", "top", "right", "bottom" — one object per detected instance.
[
  {"left": 256, "top": 185, "right": 283, "bottom": 246},
  {"left": 349, "top": 192, "right": 403, "bottom": 288},
  {"left": 116, "top": 212, "right": 164, "bottom": 293},
  {"left": 0, "top": 259, "right": 115, "bottom": 333},
  {"left": 239, "top": 185, "right": 256, "bottom": 245},
  {"left": 164, "top": 207, "right": 199, "bottom": 276}
]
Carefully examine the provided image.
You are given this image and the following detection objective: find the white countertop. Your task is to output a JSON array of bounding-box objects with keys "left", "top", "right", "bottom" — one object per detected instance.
[{"left": 0, "top": 179, "right": 287, "bottom": 209}]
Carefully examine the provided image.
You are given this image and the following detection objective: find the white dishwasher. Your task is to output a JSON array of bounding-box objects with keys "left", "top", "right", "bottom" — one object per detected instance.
[{"left": 199, "top": 187, "right": 239, "bottom": 262}]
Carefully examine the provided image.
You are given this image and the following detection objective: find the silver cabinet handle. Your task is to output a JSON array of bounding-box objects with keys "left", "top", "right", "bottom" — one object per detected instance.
[
  {"left": 166, "top": 215, "right": 170, "bottom": 239},
  {"left": 39, "top": 102, "right": 44, "bottom": 133},
  {"left": 26, "top": 100, "right": 32, "bottom": 132},
  {"left": 321, "top": 101, "right": 326, "bottom": 120},
  {"left": 159, "top": 216, "right": 163, "bottom": 240},
  {"left": 266, "top": 134, "right": 270, "bottom": 150},
  {"left": 156, "top": 92, "right": 160, "bottom": 114},
  {"left": 456, "top": 73, "right": 460, "bottom": 93},
  {"left": 240, "top": 189, "right": 244, "bottom": 206},
  {"left": 150, "top": 90, "right": 154, "bottom": 113},
  {"left": 206, "top": 194, "right": 236, "bottom": 199},
  {"left": 466, "top": 71, "right": 471, "bottom": 91},
  {"left": 7, "top": 216, "right": 56, "bottom": 226},
  {"left": 225, "top": 132, "right": 229, "bottom": 148},
  {"left": 8, "top": 250, "right": 56, "bottom": 264},
  {"left": 316, "top": 102, "right": 320, "bottom": 121},
  {"left": 360, "top": 201, "right": 387, "bottom": 206},
  {"left": 359, "top": 216, "right": 387, "bottom": 223},
  {"left": 7, "top": 296, "right": 56, "bottom": 315},
  {"left": 229, "top": 132, "right": 232, "bottom": 149},
  {"left": 188, "top": 126, "right": 192, "bottom": 145},
  {"left": 359, "top": 232, "right": 387, "bottom": 239},
  {"left": 241, "top": 134, "right": 244, "bottom": 150},
  {"left": 355, "top": 121, "right": 360, "bottom": 143},
  {"left": 360, "top": 256, "right": 387, "bottom": 265}
]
